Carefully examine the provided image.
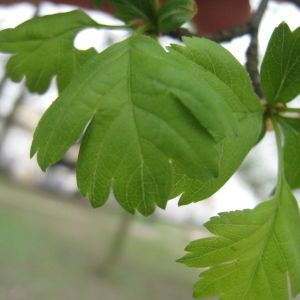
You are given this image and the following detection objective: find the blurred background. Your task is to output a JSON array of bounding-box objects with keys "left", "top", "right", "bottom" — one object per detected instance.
[{"left": 0, "top": 1, "right": 299, "bottom": 299}]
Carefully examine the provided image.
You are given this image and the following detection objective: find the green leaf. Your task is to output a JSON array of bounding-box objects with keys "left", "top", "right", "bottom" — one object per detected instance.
[
  {"left": 276, "top": 116, "right": 300, "bottom": 189},
  {"left": 157, "top": 0, "right": 196, "bottom": 33},
  {"left": 107, "top": 0, "right": 157, "bottom": 25},
  {"left": 260, "top": 23, "right": 300, "bottom": 103},
  {"left": 172, "top": 114, "right": 263, "bottom": 205},
  {"left": 169, "top": 37, "right": 261, "bottom": 113},
  {"left": 30, "top": 35, "right": 239, "bottom": 216},
  {"left": 168, "top": 37, "right": 264, "bottom": 204},
  {"left": 179, "top": 178, "right": 300, "bottom": 299},
  {"left": 0, "top": 10, "right": 98, "bottom": 93}
]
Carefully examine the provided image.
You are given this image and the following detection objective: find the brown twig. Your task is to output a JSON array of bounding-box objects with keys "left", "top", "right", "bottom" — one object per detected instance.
[
  {"left": 246, "top": 32, "right": 263, "bottom": 97},
  {"left": 168, "top": 23, "right": 251, "bottom": 43},
  {"left": 245, "top": 0, "right": 269, "bottom": 98}
]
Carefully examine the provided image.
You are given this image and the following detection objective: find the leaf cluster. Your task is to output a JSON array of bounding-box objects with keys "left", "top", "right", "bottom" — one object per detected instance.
[
  {"left": 0, "top": 4, "right": 299, "bottom": 300},
  {"left": 100, "top": 0, "right": 197, "bottom": 34},
  {"left": 0, "top": 9, "right": 263, "bottom": 215},
  {"left": 179, "top": 22, "right": 300, "bottom": 299}
]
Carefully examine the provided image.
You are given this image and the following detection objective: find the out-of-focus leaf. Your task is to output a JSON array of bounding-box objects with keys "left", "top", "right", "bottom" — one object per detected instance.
[
  {"left": 261, "top": 23, "right": 300, "bottom": 103},
  {"left": 0, "top": 10, "right": 98, "bottom": 93},
  {"left": 106, "top": 0, "right": 156, "bottom": 26},
  {"left": 179, "top": 178, "right": 300, "bottom": 299},
  {"left": 158, "top": 0, "right": 196, "bottom": 33}
]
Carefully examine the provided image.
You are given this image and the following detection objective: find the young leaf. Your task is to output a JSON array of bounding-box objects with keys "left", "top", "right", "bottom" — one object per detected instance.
[
  {"left": 168, "top": 37, "right": 264, "bottom": 204},
  {"left": 276, "top": 116, "right": 300, "bottom": 189},
  {"left": 31, "top": 35, "right": 238, "bottom": 216},
  {"left": 0, "top": 10, "right": 98, "bottom": 93},
  {"left": 106, "top": 0, "right": 157, "bottom": 26},
  {"left": 157, "top": 0, "right": 196, "bottom": 33},
  {"left": 179, "top": 178, "right": 300, "bottom": 299},
  {"left": 260, "top": 23, "right": 300, "bottom": 103}
]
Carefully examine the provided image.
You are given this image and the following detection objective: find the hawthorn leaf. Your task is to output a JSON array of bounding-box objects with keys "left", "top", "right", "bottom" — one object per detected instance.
[
  {"left": 157, "top": 0, "right": 196, "bottom": 33},
  {"left": 260, "top": 23, "right": 300, "bottom": 103},
  {"left": 179, "top": 178, "right": 300, "bottom": 299},
  {"left": 276, "top": 116, "right": 300, "bottom": 189},
  {"left": 31, "top": 35, "right": 239, "bottom": 216},
  {"left": 172, "top": 113, "right": 263, "bottom": 205},
  {"left": 169, "top": 37, "right": 261, "bottom": 113},
  {"left": 0, "top": 10, "right": 99, "bottom": 93},
  {"left": 168, "top": 37, "right": 264, "bottom": 204},
  {"left": 106, "top": 0, "right": 157, "bottom": 25}
]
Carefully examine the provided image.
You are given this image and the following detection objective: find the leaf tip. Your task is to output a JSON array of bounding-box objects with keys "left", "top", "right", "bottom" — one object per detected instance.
[{"left": 176, "top": 256, "right": 185, "bottom": 264}]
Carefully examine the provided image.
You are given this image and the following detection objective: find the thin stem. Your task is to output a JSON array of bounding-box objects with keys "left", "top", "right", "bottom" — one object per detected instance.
[
  {"left": 274, "top": 106, "right": 300, "bottom": 113},
  {"left": 246, "top": 32, "right": 263, "bottom": 97},
  {"left": 168, "top": 23, "right": 250, "bottom": 43},
  {"left": 132, "top": 24, "right": 152, "bottom": 35},
  {"left": 96, "top": 23, "right": 134, "bottom": 31},
  {"left": 201, "top": 24, "right": 251, "bottom": 43},
  {"left": 252, "top": 0, "right": 269, "bottom": 30},
  {"left": 246, "top": 0, "right": 269, "bottom": 98},
  {"left": 33, "top": 3, "right": 41, "bottom": 17},
  {"left": 271, "top": 116, "right": 285, "bottom": 189}
]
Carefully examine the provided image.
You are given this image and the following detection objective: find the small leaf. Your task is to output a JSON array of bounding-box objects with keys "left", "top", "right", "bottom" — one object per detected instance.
[
  {"left": 260, "top": 23, "right": 300, "bottom": 103},
  {"left": 179, "top": 178, "right": 300, "bottom": 299},
  {"left": 158, "top": 0, "right": 196, "bottom": 33},
  {"left": 0, "top": 10, "right": 98, "bottom": 93},
  {"left": 168, "top": 37, "right": 264, "bottom": 204},
  {"left": 31, "top": 35, "right": 238, "bottom": 216},
  {"left": 106, "top": 0, "right": 157, "bottom": 26},
  {"left": 276, "top": 116, "right": 300, "bottom": 189}
]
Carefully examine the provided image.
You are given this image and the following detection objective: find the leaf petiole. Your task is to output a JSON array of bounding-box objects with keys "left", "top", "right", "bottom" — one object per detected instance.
[
  {"left": 95, "top": 23, "right": 134, "bottom": 30},
  {"left": 271, "top": 116, "right": 286, "bottom": 192},
  {"left": 274, "top": 106, "right": 300, "bottom": 114}
]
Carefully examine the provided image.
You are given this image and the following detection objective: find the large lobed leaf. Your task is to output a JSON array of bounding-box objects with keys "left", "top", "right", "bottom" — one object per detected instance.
[
  {"left": 179, "top": 178, "right": 300, "bottom": 299},
  {"left": 31, "top": 35, "right": 241, "bottom": 215},
  {"left": 168, "top": 37, "right": 264, "bottom": 204},
  {"left": 0, "top": 10, "right": 98, "bottom": 93},
  {"left": 261, "top": 23, "right": 300, "bottom": 103}
]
